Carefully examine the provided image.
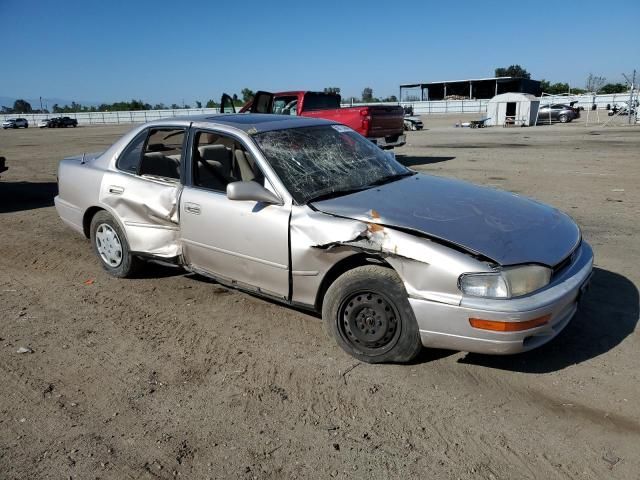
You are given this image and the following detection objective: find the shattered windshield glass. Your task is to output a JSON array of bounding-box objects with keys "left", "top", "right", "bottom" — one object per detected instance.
[{"left": 253, "top": 125, "right": 410, "bottom": 204}]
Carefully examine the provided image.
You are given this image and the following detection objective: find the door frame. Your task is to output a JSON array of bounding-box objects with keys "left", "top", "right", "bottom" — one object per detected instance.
[{"left": 179, "top": 123, "right": 294, "bottom": 300}]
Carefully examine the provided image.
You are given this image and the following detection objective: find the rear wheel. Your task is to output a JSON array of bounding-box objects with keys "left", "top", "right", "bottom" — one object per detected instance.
[
  {"left": 322, "top": 265, "right": 421, "bottom": 363},
  {"left": 90, "top": 210, "right": 140, "bottom": 277},
  {"left": 559, "top": 114, "right": 569, "bottom": 123}
]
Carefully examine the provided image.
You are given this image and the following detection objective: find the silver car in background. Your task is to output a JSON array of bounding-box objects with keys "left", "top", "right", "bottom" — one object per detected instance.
[
  {"left": 2, "top": 118, "right": 29, "bottom": 129},
  {"left": 537, "top": 104, "right": 578, "bottom": 123},
  {"left": 55, "top": 114, "right": 593, "bottom": 363}
]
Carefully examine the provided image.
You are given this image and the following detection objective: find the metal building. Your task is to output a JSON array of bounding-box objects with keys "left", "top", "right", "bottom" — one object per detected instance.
[{"left": 400, "top": 77, "right": 542, "bottom": 101}]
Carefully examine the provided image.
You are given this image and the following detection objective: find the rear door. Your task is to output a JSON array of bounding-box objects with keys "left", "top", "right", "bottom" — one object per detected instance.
[
  {"left": 100, "top": 126, "right": 187, "bottom": 257},
  {"left": 179, "top": 127, "right": 291, "bottom": 299},
  {"left": 220, "top": 94, "right": 236, "bottom": 113},
  {"left": 249, "top": 91, "right": 274, "bottom": 114}
]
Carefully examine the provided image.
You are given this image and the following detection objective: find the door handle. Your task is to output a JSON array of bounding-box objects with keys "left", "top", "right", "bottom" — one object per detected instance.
[
  {"left": 108, "top": 185, "right": 124, "bottom": 195},
  {"left": 184, "top": 202, "right": 201, "bottom": 215}
]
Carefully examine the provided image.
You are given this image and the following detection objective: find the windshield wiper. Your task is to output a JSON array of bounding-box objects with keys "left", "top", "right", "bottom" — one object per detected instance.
[{"left": 366, "top": 171, "right": 415, "bottom": 187}]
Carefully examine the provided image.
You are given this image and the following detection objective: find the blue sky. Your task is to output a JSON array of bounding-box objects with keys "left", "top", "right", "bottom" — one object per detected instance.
[{"left": 1, "top": 0, "right": 638, "bottom": 105}]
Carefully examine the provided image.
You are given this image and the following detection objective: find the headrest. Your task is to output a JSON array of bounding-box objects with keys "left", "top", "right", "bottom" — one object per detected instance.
[{"left": 198, "top": 145, "right": 231, "bottom": 164}]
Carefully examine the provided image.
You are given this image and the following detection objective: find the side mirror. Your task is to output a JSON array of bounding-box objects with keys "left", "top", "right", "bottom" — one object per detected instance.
[{"left": 226, "top": 181, "right": 282, "bottom": 205}]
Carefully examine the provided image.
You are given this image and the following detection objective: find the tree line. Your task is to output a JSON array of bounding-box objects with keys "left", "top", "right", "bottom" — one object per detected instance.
[
  {"left": 1, "top": 90, "right": 257, "bottom": 114},
  {"left": 2, "top": 71, "right": 631, "bottom": 114},
  {"left": 495, "top": 65, "right": 629, "bottom": 95}
]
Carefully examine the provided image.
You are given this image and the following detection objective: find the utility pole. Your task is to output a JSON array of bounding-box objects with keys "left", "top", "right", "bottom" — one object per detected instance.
[
  {"left": 39, "top": 96, "right": 43, "bottom": 113},
  {"left": 622, "top": 70, "right": 636, "bottom": 125}
]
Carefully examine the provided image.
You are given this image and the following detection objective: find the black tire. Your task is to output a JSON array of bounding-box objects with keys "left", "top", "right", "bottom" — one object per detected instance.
[
  {"left": 24, "top": 124, "right": 28, "bottom": 128},
  {"left": 559, "top": 114, "right": 569, "bottom": 123},
  {"left": 322, "top": 265, "right": 422, "bottom": 363},
  {"left": 89, "top": 210, "right": 141, "bottom": 278}
]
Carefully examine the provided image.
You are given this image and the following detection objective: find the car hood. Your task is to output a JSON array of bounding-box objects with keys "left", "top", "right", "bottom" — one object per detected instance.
[{"left": 311, "top": 173, "right": 580, "bottom": 267}]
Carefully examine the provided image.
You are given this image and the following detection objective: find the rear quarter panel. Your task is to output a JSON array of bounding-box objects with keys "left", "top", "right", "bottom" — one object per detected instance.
[{"left": 55, "top": 156, "right": 104, "bottom": 233}]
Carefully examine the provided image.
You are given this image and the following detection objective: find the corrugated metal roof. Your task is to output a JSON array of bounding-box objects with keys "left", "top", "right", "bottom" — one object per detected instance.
[{"left": 400, "top": 77, "right": 532, "bottom": 88}]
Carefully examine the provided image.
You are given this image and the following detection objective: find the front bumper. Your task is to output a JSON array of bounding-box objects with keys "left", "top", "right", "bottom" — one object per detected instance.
[{"left": 410, "top": 242, "right": 594, "bottom": 354}]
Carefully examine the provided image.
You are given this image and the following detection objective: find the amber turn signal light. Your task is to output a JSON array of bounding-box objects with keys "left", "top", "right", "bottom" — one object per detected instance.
[{"left": 469, "top": 314, "right": 551, "bottom": 332}]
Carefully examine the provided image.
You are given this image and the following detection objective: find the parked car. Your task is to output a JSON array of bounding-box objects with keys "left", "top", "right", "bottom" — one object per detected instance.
[
  {"left": 537, "top": 104, "right": 577, "bottom": 123},
  {"left": 2, "top": 118, "right": 29, "bottom": 129},
  {"left": 39, "top": 118, "right": 54, "bottom": 128},
  {"left": 49, "top": 116, "right": 78, "bottom": 128},
  {"left": 54, "top": 114, "right": 593, "bottom": 363},
  {"left": 239, "top": 91, "right": 406, "bottom": 149}
]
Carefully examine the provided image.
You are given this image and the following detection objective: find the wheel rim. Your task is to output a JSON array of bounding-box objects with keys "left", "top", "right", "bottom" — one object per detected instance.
[
  {"left": 338, "top": 291, "right": 402, "bottom": 355},
  {"left": 95, "top": 223, "right": 123, "bottom": 267}
]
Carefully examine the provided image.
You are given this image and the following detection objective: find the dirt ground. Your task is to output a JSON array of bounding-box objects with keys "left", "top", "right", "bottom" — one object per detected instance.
[{"left": 1, "top": 116, "right": 639, "bottom": 479}]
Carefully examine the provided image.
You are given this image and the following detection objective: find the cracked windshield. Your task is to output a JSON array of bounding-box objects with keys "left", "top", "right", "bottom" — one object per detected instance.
[{"left": 253, "top": 125, "right": 411, "bottom": 203}]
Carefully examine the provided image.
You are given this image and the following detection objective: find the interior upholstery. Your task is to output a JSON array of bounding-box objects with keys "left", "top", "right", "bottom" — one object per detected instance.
[
  {"left": 196, "top": 144, "right": 236, "bottom": 191},
  {"left": 234, "top": 149, "right": 255, "bottom": 182},
  {"left": 140, "top": 152, "right": 180, "bottom": 179}
]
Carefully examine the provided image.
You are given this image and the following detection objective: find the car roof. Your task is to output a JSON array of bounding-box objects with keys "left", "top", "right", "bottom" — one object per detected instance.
[{"left": 169, "top": 113, "right": 336, "bottom": 133}]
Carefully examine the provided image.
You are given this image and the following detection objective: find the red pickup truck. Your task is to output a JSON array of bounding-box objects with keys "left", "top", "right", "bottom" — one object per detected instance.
[{"left": 239, "top": 91, "right": 406, "bottom": 149}]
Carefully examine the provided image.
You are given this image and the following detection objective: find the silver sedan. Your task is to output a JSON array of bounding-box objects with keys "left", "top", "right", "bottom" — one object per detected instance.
[{"left": 55, "top": 114, "right": 593, "bottom": 363}]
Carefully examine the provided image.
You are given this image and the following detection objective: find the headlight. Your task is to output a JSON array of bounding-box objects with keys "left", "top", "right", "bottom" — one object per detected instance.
[{"left": 459, "top": 265, "right": 551, "bottom": 299}]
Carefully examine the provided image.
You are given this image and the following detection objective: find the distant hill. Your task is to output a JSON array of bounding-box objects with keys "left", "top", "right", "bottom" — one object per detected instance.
[{"left": 0, "top": 96, "right": 102, "bottom": 110}]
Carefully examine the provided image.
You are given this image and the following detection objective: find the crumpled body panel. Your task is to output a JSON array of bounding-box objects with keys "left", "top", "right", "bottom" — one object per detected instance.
[
  {"left": 312, "top": 173, "right": 581, "bottom": 267},
  {"left": 289, "top": 206, "right": 487, "bottom": 307},
  {"left": 99, "top": 171, "right": 182, "bottom": 258}
]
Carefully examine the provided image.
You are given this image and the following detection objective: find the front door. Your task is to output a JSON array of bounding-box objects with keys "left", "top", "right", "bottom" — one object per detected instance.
[{"left": 180, "top": 128, "right": 291, "bottom": 299}]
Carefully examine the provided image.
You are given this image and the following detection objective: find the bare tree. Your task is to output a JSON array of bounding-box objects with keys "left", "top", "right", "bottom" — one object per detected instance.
[{"left": 585, "top": 73, "right": 606, "bottom": 93}]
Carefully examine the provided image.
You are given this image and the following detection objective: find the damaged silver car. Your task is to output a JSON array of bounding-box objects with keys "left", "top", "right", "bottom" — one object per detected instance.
[{"left": 55, "top": 114, "right": 593, "bottom": 363}]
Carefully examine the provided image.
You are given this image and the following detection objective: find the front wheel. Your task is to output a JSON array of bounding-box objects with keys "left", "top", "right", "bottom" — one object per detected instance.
[
  {"left": 90, "top": 210, "right": 141, "bottom": 277},
  {"left": 322, "top": 265, "right": 422, "bottom": 363}
]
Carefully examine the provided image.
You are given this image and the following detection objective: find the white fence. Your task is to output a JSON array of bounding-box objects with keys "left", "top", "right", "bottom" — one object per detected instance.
[
  {"left": 0, "top": 93, "right": 635, "bottom": 125},
  {"left": 0, "top": 108, "right": 220, "bottom": 126},
  {"left": 396, "top": 92, "right": 635, "bottom": 115}
]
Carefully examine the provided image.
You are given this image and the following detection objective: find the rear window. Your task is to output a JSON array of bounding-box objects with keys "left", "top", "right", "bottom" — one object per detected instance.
[
  {"left": 302, "top": 93, "right": 340, "bottom": 111},
  {"left": 117, "top": 131, "right": 146, "bottom": 174}
]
